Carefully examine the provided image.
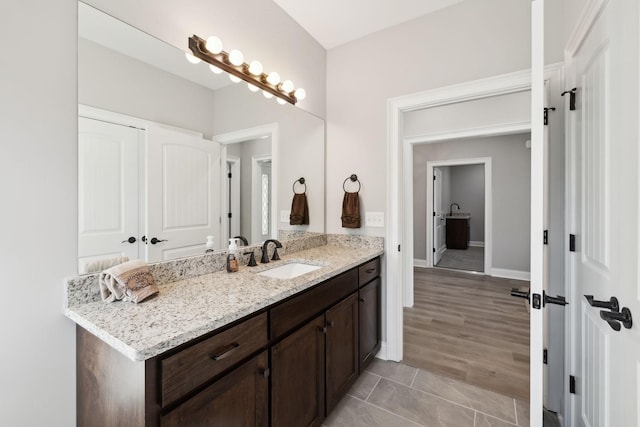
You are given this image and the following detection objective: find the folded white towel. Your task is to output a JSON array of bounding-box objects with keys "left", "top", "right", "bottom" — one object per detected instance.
[{"left": 99, "top": 259, "right": 159, "bottom": 304}]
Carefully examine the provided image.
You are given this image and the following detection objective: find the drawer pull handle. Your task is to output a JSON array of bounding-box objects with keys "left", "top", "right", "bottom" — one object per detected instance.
[
  {"left": 210, "top": 342, "right": 240, "bottom": 361},
  {"left": 359, "top": 297, "right": 366, "bottom": 302},
  {"left": 261, "top": 368, "right": 270, "bottom": 378},
  {"left": 328, "top": 321, "right": 335, "bottom": 328},
  {"left": 365, "top": 268, "right": 377, "bottom": 274},
  {"left": 319, "top": 326, "right": 327, "bottom": 334}
]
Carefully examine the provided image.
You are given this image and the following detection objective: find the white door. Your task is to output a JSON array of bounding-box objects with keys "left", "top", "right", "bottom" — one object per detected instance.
[
  {"left": 433, "top": 168, "right": 444, "bottom": 265},
  {"left": 252, "top": 157, "right": 272, "bottom": 243},
  {"left": 78, "top": 117, "right": 141, "bottom": 273},
  {"left": 146, "top": 124, "right": 221, "bottom": 262},
  {"left": 567, "top": 0, "right": 640, "bottom": 425}
]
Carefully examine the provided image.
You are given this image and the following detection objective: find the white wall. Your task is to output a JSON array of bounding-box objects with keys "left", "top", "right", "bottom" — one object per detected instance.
[
  {"left": 0, "top": 1, "right": 326, "bottom": 425},
  {"left": 79, "top": 38, "right": 217, "bottom": 138},
  {"left": 413, "top": 134, "right": 531, "bottom": 271}
]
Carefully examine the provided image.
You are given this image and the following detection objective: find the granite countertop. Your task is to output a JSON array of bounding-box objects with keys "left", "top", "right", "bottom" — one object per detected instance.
[{"left": 65, "top": 244, "right": 382, "bottom": 362}]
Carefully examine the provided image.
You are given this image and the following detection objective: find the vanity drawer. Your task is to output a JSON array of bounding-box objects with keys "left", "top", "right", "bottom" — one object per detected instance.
[
  {"left": 271, "top": 268, "right": 358, "bottom": 341},
  {"left": 358, "top": 257, "right": 380, "bottom": 287},
  {"left": 160, "top": 312, "right": 268, "bottom": 407}
]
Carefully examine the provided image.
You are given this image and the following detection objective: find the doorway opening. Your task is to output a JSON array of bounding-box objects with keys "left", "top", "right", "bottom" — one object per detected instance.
[{"left": 427, "top": 157, "right": 492, "bottom": 274}]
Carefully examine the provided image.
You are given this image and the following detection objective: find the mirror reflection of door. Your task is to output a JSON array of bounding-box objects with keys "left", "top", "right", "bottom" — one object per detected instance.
[
  {"left": 223, "top": 136, "right": 272, "bottom": 245},
  {"left": 254, "top": 158, "right": 272, "bottom": 243}
]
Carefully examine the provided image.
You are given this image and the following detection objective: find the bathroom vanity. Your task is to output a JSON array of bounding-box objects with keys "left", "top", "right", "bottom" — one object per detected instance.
[
  {"left": 67, "top": 239, "right": 382, "bottom": 427},
  {"left": 446, "top": 215, "right": 471, "bottom": 249}
]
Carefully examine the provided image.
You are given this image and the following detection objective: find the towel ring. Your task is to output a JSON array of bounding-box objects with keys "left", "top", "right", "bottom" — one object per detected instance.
[
  {"left": 343, "top": 174, "right": 361, "bottom": 192},
  {"left": 293, "top": 177, "right": 306, "bottom": 194}
]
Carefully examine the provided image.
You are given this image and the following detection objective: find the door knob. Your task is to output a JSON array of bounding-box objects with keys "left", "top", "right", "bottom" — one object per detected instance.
[
  {"left": 121, "top": 236, "right": 136, "bottom": 244},
  {"left": 544, "top": 292, "right": 568, "bottom": 306},
  {"left": 585, "top": 295, "right": 619, "bottom": 312},
  {"left": 510, "top": 288, "right": 529, "bottom": 300},
  {"left": 150, "top": 237, "right": 167, "bottom": 245},
  {"left": 600, "top": 308, "right": 633, "bottom": 331}
]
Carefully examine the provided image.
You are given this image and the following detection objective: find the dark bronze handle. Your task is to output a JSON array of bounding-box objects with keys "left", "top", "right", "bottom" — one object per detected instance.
[
  {"left": 318, "top": 326, "right": 327, "bottom": 334},
  {"left": 600, "top": 307, "right": 633, "bottom": 331},
  {"left": 544, "top": 293, "right": 568, "bottom": 306},
  {"left": 366, "top": 268, "right": 376, "bottom": 274},
  {"left": 261, "top": 368, "right": 270, "bottom": 378},
  {"left": 210, "top": 342, "right": 240, "bottom": 361},
  {"left": 150, "top": 237, "right": 167, "bottom": 245},
  {"left": 359, "top": 297, "right": 366, "bottom": 302},
  {"left": 328, "top": 321, "right": 335, "bottom": 328},
  {"left": 121, "top": 236, "right": 136, "bottom": 244},
  {"left": 585, "top": 295, "right": 619, "bottom": 312},
  {"left": 510, "top": 288, "right": 529, "bottom": 300}
]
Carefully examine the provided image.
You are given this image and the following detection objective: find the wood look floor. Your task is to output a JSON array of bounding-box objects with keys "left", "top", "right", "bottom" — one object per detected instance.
[{"left": 403, "top": 267, "right": 530, "bottom": 401}]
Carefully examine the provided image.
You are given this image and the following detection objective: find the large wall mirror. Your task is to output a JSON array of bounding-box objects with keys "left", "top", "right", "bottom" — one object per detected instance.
[{"left": 77, "top": 2, "right": 325, "bottom": 274}]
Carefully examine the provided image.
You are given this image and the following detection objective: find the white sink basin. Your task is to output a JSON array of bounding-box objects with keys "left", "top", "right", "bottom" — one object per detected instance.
[{"left": 257, "top": 262, "right": 322, "bottom": 279}]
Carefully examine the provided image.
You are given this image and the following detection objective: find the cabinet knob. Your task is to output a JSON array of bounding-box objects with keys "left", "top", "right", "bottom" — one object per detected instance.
[{"left": 261, "top": 368, "right": 270, "bottom": 378}]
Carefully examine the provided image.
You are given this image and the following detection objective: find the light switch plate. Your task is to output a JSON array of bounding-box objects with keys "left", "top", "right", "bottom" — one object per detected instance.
[
  {"left": 365, "top": 212, "right": 384, "bottom": 227},
  {"left": 280, "top": 210, "right": 290, "bottom": 223}
]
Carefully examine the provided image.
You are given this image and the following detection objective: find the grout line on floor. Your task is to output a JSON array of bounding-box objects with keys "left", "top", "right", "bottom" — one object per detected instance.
[
  {"left": 513, "top": 399, "right": 518, "bottom": 425},
  {"left": 409, "top": 367, "right": 419, "bottom": 388},
  {"left": 473, "top": 411, "right": 477, "bottom": 426},
  {"left": 347, "top": 394, "right": 425, "bottom": 427},
  {"left": 364, "top": 375, "right": 382, "bottom": 402}
]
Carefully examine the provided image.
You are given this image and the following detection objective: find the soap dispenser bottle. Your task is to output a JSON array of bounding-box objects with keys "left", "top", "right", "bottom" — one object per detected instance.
[
  {"left": 205, "top": 235, "right": 215, "bottom": 253},
  {"left": 226, "top": 238, "right": 239, "bottom": 273}
]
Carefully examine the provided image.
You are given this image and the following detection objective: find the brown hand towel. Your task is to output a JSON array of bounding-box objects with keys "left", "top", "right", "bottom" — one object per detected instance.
[
  {"left": 99, "top": 259, "right": 159, "bottom": 303},
  {"left": 290, "top": 192, "right": 309, "bottom": 225},
  {"left": 341, "top": 192, "right": 361, "bottom": 228}
]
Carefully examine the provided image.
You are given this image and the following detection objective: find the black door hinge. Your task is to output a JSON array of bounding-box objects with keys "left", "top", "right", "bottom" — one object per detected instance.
[
  {"left": 433, "top": 175, "right": 436, "bottom": 180},
  {"left": 433, "top": 248, "right": 435, "bottom": 253},
  {"left": 433, "top": 211, "right": 436, "bottom": 217},
  {"left": 561, "top": 88, "right": 577, "bottom": 111},
  {"left": 228, "top": 212, "right": 232, "bottom": 218},
  {"left": 228, "top": 172, "right": 232, "bottom": 178},
  {"left": 543, "top": 349, "right": 548, "bottom": 364},
  {"left": 398, "top": 244, "right": 401, "bottom": 252},
  {"left": 543, "top": 107, "right": 556, "bottom": 125},
  {"left": 569, "top": 234, "right": 576, "bottom": 252},
  {"left": 543, "top": 230, "right": 548, "bottom": 245},
  {"left": 569, "top": 375, "right": 576, "bottom": 394}
]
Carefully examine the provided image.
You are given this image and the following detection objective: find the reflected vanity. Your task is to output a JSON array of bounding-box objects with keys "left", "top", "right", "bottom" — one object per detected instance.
[{"left": 77, "top": 2, "right": 325, "bottom": 273}]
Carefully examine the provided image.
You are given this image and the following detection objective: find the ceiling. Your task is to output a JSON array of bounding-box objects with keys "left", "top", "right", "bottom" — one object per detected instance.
[{"left": 272, "top": 0, "right": 465, "bottom": 49}]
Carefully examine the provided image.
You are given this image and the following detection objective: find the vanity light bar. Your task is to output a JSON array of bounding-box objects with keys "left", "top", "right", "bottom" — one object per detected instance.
[{"left": 188, "top": 35, "right": 299, "bottom": 105}]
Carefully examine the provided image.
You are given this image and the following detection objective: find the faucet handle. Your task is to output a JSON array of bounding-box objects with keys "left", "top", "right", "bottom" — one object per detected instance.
[{"left": 244, "top": 251, "right": 257, "bottom": 267}]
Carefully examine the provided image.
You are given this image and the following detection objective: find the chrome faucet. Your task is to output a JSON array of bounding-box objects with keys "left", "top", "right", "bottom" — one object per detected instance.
[
  {"left": 261, "top": 239, "right": 283, "bottom": 263},
  {"left": 449, "top": 203, "right": 460, "bottom": 216}
]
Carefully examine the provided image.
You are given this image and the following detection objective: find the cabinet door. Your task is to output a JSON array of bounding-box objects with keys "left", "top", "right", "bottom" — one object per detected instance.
[
  {"left": 160, "top": 351, "right": 268, "bottom": 427},
  {"left": 359, "top": 278, "right": 381, "bottom": 371},
  {"left": 325, "top": 293, "right": 359, "bottom": 414},
  {"left": 272, "top": 314, "right": 325, "bottom": 427}
]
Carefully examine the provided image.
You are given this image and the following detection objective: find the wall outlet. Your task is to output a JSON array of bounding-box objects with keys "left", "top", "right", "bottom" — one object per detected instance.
[
  {"left": 365, "top": 212, "right": 384, "bottom": 227},
  {"left": 280, "top": 210, "right": 290, "bottom": 223}
]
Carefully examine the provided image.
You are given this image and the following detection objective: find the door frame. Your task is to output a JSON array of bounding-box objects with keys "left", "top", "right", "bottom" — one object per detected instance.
[
  {"left": 215, "top": 123, "right": 279, "bottom": 245},
  {"left": 226, "top": 155, "right": 241, "bottom": 241},
  {"left": 425, "top": 157, "right": 492, "bottom": 274},
  {"left": 251, "top": 154, "right": 273, "bottom": 243}
]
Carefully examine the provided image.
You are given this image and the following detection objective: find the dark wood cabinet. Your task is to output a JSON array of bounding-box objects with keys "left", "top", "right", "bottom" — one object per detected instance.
[
  {"left": 161, "top": 351, "right": 269, "bottom": 427},
  {"left": 446, "top": 217, "right": 469, "bottom": 249},
  {"left": 271, "top": 314, "right": 326, "bottom": 427},
  {"left": 325, "top": 293, "right": 359, "bottom": 414},
  {"left": 77, "top": 256, "right": 381, "bottom": 427},
  {"left": 359, "top": 277, "right": 381, "bottom": 371}
]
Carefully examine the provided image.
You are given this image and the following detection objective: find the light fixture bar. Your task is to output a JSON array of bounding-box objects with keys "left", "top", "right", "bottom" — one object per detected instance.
[{"left": 188, "top": 35, "right": 297, "bottom": 105}]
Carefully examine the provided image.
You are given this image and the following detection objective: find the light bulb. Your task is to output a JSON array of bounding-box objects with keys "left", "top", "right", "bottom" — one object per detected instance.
[
  {"left": 248, "top": 83, "right": 259, "bottom": 92},
  {"left": 209, "top": 64, "right": 223, "bottom": 74},
  {"left": 228, "top": 49, "right": 244, "bottom": 66},
  {"left": 294, "top": 88, "right": 306, "bottom": 100},
  {"left": 281, "top": 80, "right": 294, "bottom": 93},
  {"left": 248, "top": 60, "right": 263, "bottom": 76},
  {"left": 276, "top": 97, "right": 287, "bottom": 105},
  {"left": 185, "top": 52, "right": 201, "bottom": 64},
  {"left": 263, "top": 91, "right": 274, "bottom": 99},
  {"left": 229, "top": 74, "right": 242, "bottom": 83},
  {"left": 266, "top": 71, "right": 280, "bottom": 86},
  {"left": 205, "top": 36, "right": 223, "bottom": 54}
]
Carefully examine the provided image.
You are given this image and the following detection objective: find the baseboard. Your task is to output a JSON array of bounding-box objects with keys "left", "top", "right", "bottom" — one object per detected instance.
[
  {"left": 414, "top": 259, "right": 429, "bottom": 268},
  {"left": 469, "top": 241, "right": 485, "bottom": 247},
  {"left": 491, "top": 268, "right": 531, "bottom": 281},
  {"left": 375, "top": 341, "right": 388, "bottom": 360}
]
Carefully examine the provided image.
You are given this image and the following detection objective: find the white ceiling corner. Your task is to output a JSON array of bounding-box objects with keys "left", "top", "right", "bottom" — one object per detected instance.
[{"left": 272, "top": 0, "right": 465, "bottom": 49}]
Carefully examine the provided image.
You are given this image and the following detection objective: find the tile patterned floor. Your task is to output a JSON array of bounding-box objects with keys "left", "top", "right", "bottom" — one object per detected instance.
[
  {"left": 436, "top": 247, "right": 484, "bottom": 272},
  {"left": 324, "top": 360, "right": 529, "bottom": 427}
]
